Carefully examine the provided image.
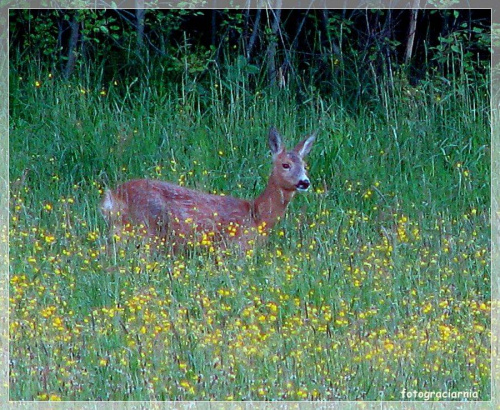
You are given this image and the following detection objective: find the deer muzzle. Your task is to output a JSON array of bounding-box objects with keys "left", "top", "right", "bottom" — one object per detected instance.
[{"left": 296, "top": 179, "right": 311, "bottom": 191}]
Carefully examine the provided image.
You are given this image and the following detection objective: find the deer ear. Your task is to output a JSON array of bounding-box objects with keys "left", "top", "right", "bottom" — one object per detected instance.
[
  {"left": 268, "top": 127, "right": 284, "bottom": 156},
  {"left": 294, "top": 133, "right": 316, "bottom": 158}
]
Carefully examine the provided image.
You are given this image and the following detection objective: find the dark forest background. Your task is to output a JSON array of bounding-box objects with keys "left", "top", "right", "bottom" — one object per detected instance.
[{"left": 9, "top": 8, "right": 491, "bottom": 108}]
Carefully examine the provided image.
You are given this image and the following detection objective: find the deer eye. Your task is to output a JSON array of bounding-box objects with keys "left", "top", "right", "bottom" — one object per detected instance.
[{"left": 282, "top": 163, "right": 291, "bottom": 169}]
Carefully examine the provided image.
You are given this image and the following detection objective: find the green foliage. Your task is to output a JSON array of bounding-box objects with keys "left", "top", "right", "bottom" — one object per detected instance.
[
  {"left": 76, "top": 10, "right": 121, "bottom": 43},
  {"left": 429, "top": 21, "right": 490, "bottom": 75},
  {"left": 219, "top": 9, "right": 245, "bottom": 35},
  {"left": 9, "top": 10, "right": 60, "bottom": 59},
  {"left": 144, "top": 8, "right": 193, "bottom": 51},
  {"left": 427, "top": 0, "right": 461, "bottom": 6}
]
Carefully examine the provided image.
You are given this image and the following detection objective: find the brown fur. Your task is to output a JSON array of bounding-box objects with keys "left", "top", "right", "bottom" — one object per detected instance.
[{"left": 100, "top": 127, "right": 315, "bottom": 250}]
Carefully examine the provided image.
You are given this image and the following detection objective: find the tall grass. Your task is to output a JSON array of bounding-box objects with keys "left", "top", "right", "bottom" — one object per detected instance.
[{"left": 9, "top": 55, "right": 490, "bottom": 401}]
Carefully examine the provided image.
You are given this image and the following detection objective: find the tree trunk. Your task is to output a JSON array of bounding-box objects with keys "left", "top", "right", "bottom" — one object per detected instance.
[
  {"left": 266, "top": 0, "right": 282, "bottom": 88},
  {"left": 135, "top": 0, "right": 146, "bottom": 55},
  {"left": 64, "top": 14, "right": 80, "bottom": 80},
  {"left": 405, "top": 1, "right": 420, "bottom": 65},
  {"left": 247, "top": 7, "right": 262, "bottom": 61}
]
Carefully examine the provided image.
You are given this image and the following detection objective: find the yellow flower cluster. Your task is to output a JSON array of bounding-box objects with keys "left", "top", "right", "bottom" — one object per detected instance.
[{"left": 9, "top": 184, "right": 490, "bottom": 401}]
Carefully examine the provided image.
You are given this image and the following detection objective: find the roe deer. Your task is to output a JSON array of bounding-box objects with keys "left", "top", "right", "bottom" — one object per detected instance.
[{"left": 100, "top": 127, "right": 315, "bottom": 250}]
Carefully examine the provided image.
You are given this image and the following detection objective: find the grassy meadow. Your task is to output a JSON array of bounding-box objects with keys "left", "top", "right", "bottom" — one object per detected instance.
[{"left": 8, "top": 62, "right": 490, "bottom": 401}]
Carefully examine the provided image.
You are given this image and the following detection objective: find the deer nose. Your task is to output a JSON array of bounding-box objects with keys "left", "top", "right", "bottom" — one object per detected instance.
[{"left": 296, "top": 179, "right": 310, "bottom": 191}]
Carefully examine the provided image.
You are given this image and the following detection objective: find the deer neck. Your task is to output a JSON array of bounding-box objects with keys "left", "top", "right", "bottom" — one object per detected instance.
[{"left": 252, "top": 177, "right": 296, "bottom": 229}]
